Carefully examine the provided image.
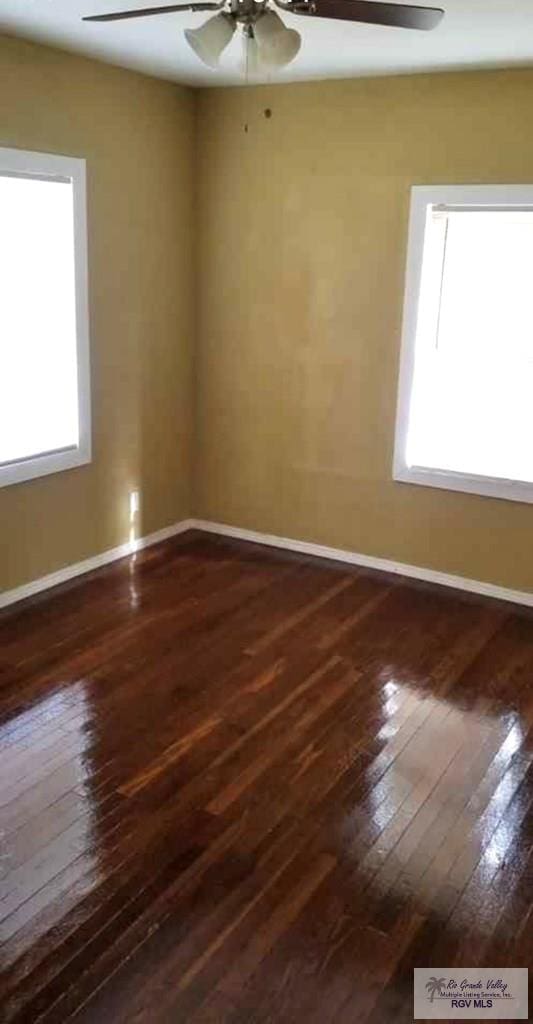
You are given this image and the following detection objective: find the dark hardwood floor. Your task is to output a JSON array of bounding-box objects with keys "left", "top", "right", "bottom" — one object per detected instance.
[{"left": 1, "top": 529, "right": 532, "bottom": 1022}]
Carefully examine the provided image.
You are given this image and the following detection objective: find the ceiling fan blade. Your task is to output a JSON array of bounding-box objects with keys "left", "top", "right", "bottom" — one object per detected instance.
[
  {"left": 83, "top": 2, "right": 221, "bottom": 22},
  {"left": 281, "top": 0, "right": 444, "bottom": 30}
]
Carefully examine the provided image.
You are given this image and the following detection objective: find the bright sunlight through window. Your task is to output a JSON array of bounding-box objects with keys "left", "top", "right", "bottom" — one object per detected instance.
[
  {"left": 394, "top": 185, "right": 533, "bottom": 504},
  {"left": 0, "top": 148, "right": 90, "bottom": 488}
]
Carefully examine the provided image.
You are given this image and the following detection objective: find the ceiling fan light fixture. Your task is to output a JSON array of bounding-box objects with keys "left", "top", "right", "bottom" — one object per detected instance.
[
  {"left": 83, "top": 0, "right": 445, "bottom": 74},
  {"left": 254, "top": 10, "right": 301, "bottom": 68},
  {"left": 184, "top": 11, "right": 235, "bottom": 67}
]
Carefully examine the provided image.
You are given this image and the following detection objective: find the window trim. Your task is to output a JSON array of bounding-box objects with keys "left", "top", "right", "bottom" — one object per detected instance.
[
  {"left": 393, "top": 183, "right": 533, "bottom": 506},
  {"left": 0, "top": 146, "right": 91, "bottom": 489}
]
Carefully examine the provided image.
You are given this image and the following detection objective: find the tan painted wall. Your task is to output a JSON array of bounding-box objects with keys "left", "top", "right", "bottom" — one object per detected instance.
[
  {"left": 0, "top": 34, "right": 195, "bottom": 592},
  {"left": 2, "top": 48, "right": 532, "bottom": 597},
  {"left": 195, "top": 70, "right": 533, "bottom": 593}
]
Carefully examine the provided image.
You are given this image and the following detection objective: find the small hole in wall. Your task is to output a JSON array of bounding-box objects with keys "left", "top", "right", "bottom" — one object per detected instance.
[{"left": 243, "top": 109, "right": 272, "bottom": 132}]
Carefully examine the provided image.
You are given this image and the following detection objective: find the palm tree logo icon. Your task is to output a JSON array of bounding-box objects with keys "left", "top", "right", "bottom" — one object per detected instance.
[{"left": 426, "top": 977, "right": 446, "bottom": 1003}]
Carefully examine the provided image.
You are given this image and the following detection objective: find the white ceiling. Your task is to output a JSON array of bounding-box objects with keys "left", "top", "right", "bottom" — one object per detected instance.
[{"left": 1, "top": 0, "right": 533, "bottom": 87}]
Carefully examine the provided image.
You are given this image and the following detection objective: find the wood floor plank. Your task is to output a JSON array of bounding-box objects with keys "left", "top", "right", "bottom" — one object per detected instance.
[{"left": 1, "top": 530, "right": 531, "bottom": 1022}]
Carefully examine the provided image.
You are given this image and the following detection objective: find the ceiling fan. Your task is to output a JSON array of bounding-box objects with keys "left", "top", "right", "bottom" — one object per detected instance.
[{"left": 83, "top": 0, "right": 444, "bottom": 73}]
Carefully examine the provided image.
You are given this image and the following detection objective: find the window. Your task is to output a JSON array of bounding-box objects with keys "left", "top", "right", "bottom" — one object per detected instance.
[
  {"left": 0, "top": 147, "right": 90, "bottom": 488},
  {"left": 394, "top": 185, "right": 533, "bottom": 504}
]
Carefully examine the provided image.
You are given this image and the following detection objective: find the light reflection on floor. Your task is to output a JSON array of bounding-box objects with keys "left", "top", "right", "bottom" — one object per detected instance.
[
  {"left": 0, "top": 682, "right": 101, "bottom": 960},
  {"left": 341, "top": 675, "right": 526, "bottom": 918}
]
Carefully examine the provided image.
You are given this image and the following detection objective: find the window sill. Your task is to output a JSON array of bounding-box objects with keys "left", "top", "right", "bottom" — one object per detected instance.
[
  {"left": 393, "top": 463, "right": 533, "bottom": 505},
  {"left": 0, "top": 442, "right": 91, "bottom": 488}
]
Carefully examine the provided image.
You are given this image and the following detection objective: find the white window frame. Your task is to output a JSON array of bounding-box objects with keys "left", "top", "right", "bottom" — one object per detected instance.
[
  {"left": 0, "top": 147, "right": 91, "bottom": 488},
  {"left": 394, "top": 184, "right": 533, "bottom": 505}
]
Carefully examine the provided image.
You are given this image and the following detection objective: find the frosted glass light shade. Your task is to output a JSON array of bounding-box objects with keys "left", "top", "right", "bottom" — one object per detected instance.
[
  {"left": 254, "top": 10, "right": 301, "bottom": 68},
  {"left": 184, "top": 13, "right": 235, "bottom": 67}
]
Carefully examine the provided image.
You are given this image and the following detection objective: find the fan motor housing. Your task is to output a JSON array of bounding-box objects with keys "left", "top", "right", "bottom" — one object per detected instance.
[{"left": 229, "top": 0, "right": 269, "bottom": 24}]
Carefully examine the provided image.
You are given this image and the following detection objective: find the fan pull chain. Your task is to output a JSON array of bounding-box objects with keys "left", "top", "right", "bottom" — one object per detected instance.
[{"left": 243, "top": 24, "right": 251, "bottom": 132}]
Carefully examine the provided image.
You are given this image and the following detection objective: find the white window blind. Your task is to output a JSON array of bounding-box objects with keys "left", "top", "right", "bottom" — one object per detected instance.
[
  {"left": 395, "top": 186, "right": 533, "bottom": 504},
  {"left": 0, "top": 149, "right": 90, "bottom": 488}
]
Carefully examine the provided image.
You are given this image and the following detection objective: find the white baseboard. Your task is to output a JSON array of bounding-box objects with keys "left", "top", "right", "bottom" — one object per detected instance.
[
  {"left": 191, "top": 519, "right": 533, "bottom": 609},
  {"left": 2, "top": 515, "right": 532, "bottom": 613},
  {"left": 0, "top": 519, "right": 195, "bottom": 611}
]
